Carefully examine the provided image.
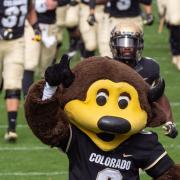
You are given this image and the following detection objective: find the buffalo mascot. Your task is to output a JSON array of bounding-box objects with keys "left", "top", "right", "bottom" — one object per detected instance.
[{"left": 25, "top": 55, "right": 180, "bottom": 179}]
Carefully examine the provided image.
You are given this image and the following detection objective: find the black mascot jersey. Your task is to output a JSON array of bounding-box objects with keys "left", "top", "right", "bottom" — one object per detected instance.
[
  {"left": 63, "top": 125, "right": 174, "bottom": 180},
  {"left": 0, "top": 0, "right": 29, "bottom": 39},
  {"left": 134, "top": 57, "right": 160, "bottom": 85},
  {"left": 105, "top": 0, "right": 152, "bottom": 17}
]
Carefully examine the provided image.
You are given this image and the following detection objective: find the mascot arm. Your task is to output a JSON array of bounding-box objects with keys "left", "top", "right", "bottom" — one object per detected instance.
[
  {"left": 154, "top": 165, "right": 180, "bottom": 180},
  {"left": 24, "top": 80, "right": 70, "bottom": 148}
]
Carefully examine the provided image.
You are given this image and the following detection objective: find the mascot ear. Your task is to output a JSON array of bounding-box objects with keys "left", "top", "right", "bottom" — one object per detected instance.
[
  {"left": 147, "top": 78, "right": 166, "bottom": 127},
  {"left": 147, "top": 102, "right": 166, "bottom": 127},
  {"left": 148, "top": 78, "right": 165, "bottom": 103}
]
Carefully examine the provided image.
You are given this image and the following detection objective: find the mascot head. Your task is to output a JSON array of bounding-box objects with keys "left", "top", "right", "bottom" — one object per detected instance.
[{"left": 58, "top": 57, "right": 165, "bottom": 151}]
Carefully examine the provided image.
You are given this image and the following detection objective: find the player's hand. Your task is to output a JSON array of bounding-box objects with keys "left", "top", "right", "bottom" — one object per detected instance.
[
  {"left": 46, "top": 0, "right": 58, "bottom": 10},
  {"left": 87, "top": 14, "right": 96, "bottom": 26},
  {"left": 32, "top": 22, "right": 41, "bottom": 42},
  {"left": 0, "top": 28, "right": 13, "bottom": 40},
  {"left": 70, "top": 0, "right": 79, "bottom": 6},
  {"left": 143, "top": 13, "right": 154, "bottom": 26},
  {"left": 162, "top": 122, "right": 178, "bottom": 138},
  {"left": 45, "top": 54, "right": 75, "bottom": 87}
]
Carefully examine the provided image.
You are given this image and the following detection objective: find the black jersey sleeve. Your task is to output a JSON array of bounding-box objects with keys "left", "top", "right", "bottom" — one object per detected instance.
[{"left": 138, "top": 132, "right": 174, "bottom": 178}]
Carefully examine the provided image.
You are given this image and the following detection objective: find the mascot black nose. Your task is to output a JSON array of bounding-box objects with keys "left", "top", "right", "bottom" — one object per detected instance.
[{"left": 98, "top": 116, "right": 131, "bottom": 134}]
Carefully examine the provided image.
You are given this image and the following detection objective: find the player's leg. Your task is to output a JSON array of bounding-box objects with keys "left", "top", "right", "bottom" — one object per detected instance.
[
  {"left": 66, "top": 3, "right": 81, "bottom": 56},
  {"left": 169, "top": 25, "right": 180, "bottom": 69},
  {"left": 79, "top": 3, "right": 97, "bottom": 58},
  {"left": 3, "top": 37, "right": 24, "bottom": 142}
]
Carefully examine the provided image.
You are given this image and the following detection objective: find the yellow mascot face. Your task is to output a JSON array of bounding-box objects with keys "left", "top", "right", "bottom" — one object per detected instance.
[{"left": 64, "top": 79, "right": 147, "bottom": 151}]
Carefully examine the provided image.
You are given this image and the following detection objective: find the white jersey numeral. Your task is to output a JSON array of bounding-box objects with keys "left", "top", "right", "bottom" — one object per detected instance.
[
  {"left": 96, "top": 168, "right": 122, "bottom": 180},
  {"left": 116, "top": 0, "right": 131, "bottom": 11},
  {"left": 1, "top": 5, "right": 27, "bottom": 28}
]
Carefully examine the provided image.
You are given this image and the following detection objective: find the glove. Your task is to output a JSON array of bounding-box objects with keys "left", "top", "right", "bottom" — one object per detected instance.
[
  {"left": 0, "top": 28, "right": 13, "bottom": 40},
  {"left": 162, "top": 122, "right": 178, "bottom": 138},
  {"left": 143, "top": 14, "right": 154, "bottom": 26},
  {"left": 32, "top": 22, "right": 41, "bottom": 42},
  {"left": 45, "top": 54, "right": 75, "bottom": 87},
  {"left": 87, "top": 14, "right": 96, "bottom": 26},
  {"left": 70, "top": 0, "right": 79, "bottom": 6}
]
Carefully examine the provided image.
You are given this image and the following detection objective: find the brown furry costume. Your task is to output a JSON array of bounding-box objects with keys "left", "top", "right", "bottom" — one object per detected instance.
[{"left": 25, "top": 56, "right": 180, "bottom": 179}]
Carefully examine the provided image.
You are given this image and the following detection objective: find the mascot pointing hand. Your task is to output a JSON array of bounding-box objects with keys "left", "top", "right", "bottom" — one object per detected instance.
[{"left": 25, "top": 55, "right": 180, "bottom": 179}]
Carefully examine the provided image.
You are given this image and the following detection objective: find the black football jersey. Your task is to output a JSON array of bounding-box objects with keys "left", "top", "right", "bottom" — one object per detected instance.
[
  {"left": 134, "top": 57, "right": 160, "bottom": 85},
  {"left": 0, "top": 0, "right": 29, "bottom": 39},
  {"left": 105, "top": 0, "right": 142, "bottom": 17},
  {"left": 62, "top": 125, "right": 174, "bottom": 180}
]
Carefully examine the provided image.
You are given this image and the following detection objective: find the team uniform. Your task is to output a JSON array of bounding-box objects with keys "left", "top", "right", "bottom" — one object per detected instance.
[
  {"left": 62, "top": 125, "right": 174, "bottom": 180},
  {"left": 0, "top": 0, "right": 31, "bottom": 140}
]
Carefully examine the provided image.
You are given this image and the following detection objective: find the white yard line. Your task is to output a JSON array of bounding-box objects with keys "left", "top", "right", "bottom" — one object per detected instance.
[
  {"left": 0, "top": 172, "right": 68, "bottom": 176},
  {"left": 0, "top": 146, "right": 49, "bottom": 151}
]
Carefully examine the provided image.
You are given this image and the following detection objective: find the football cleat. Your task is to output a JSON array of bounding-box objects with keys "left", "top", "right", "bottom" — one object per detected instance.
[{"left": 4, "top": 131, "right": 18, "bottom": 142}]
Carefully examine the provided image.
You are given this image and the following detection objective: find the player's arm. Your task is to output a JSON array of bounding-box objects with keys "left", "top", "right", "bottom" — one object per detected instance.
[
  {"left": 27, "top": 1, "right": 36, "bottom": 24},
  {"left": 152, "top": 77, "right": 178, "bottom": 138},
  {"left": 88, "top": 0, "right": 107, "bottom": 26},
  {"left": 157, "top": 94, "right": 178, "bottom": 138},
  {"left": 27, "top": 0, "right": 41, "bottom": 41}
]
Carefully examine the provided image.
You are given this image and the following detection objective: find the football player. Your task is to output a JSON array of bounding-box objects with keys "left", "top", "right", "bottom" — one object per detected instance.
[
  {"left": 109, "top": 22, "right": 178, "bottom": 138},
  {"left": 0, "top": 0, "right": 39, "bottom": 141},
  {"left": 157, "top": 0, "right": 180, "bottom": 70}
]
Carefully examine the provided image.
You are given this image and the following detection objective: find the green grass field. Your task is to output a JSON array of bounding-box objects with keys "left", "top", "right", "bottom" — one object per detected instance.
[{"left": 0, "top": 2, "right": 180, "bottom": 180}]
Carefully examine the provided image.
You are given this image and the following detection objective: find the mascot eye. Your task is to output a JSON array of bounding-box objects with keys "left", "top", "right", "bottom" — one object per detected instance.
[
  {"left": 96, "top": 91, "right": 109, "bottom": 106},
  {"left": 118, "top": 94, "right": 130, "bottom": 109}
]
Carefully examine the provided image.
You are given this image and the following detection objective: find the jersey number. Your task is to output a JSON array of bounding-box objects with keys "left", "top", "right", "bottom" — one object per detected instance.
[
  {"left": 96, "top": 168, "right": 122, "bottom": 180},
  {"left": 1, "top": 5, "right": 27, "bottom": 28},
  {"left": 116, "top": 0, "right": 131, "bottom": 11}
]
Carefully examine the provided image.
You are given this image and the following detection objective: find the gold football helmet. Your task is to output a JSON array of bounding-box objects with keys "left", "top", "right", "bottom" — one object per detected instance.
[{"left": 110, "top": 22, "right": 144, "bottom": 67}]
